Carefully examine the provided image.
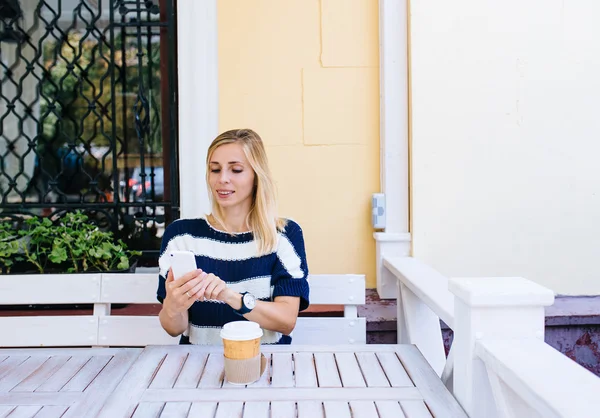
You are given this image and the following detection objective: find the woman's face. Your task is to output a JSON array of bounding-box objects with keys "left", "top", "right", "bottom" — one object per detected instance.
[{"left": 208, "top": 143, "right": 256, "bottom": 212}]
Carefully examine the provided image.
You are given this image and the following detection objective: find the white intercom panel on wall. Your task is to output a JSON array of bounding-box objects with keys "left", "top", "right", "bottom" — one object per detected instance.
[{"left": 372, "top": 193, "right": 386, "bottom": 229}]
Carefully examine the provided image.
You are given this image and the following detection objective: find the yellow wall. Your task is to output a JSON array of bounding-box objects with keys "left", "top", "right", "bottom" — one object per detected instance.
[{"left": 217, "top": 0, "right": 380, "bottom": 287}]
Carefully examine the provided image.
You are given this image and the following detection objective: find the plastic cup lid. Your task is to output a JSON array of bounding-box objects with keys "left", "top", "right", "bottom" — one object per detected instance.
[{"left": 220, "top": 321, "right": 263, "bottom": 341}]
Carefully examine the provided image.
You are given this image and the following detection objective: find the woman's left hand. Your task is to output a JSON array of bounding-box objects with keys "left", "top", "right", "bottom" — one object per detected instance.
[{"left": 197, "top": 273, "right": 230, "bottom": 302}]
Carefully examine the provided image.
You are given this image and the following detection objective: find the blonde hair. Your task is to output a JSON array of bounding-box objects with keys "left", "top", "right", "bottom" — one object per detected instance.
[{"left": 206, "top": 129, "right": 287, "bottom": 255}]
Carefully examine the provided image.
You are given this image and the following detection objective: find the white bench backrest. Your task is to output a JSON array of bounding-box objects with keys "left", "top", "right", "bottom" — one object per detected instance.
[{"left": 0, "top": 273, "right": 366, "bottom": 347}]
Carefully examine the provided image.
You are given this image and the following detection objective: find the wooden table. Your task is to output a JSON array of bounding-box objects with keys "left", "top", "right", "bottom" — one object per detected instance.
[
  {"left": 0, "top": 348, "right": 140, "bottom": 418},
  {"left": 0, "top": 345, "right": 466, "bottom": 418}
]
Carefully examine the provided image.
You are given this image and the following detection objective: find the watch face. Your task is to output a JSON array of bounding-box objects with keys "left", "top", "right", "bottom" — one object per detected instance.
[{"left": 243, "top": 293, "right": 256, "bottom": 309}]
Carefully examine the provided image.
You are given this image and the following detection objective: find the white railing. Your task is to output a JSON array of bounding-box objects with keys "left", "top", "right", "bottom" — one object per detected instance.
[{"left": 382, "top": 256, "right": 600, "bottom": 418}]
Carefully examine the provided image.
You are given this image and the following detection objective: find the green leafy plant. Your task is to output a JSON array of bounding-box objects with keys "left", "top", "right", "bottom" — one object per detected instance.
[
  {"left": 0, "top": 211, "right": 141, "bottom": 274},
  {"left": 0, "top": 222, "right": 25, "bottom": 273}
]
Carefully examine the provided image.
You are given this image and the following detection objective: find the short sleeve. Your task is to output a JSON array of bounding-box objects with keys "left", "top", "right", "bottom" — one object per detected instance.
[{"left": 271, "top": 221, "right": 310, "bottom": 311}]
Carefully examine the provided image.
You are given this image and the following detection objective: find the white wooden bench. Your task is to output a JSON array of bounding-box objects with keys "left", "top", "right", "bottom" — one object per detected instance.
[{"left": 0, "top": 273, "right": 366, "bottom": 347}]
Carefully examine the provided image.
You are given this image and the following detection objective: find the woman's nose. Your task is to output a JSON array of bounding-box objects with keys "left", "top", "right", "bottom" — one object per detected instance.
[{"left": 218, "top": 172, "right": 230, "bottom": 183}]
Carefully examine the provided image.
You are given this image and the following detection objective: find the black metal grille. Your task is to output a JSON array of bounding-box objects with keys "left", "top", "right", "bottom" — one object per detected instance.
[{"left": 0, "top": 0, "right": 179, "bottom": 265}]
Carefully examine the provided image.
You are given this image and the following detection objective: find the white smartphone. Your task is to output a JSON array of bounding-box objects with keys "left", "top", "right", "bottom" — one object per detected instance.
[{"left": 169, "top": 250, "right": 198, "bottom": 280}]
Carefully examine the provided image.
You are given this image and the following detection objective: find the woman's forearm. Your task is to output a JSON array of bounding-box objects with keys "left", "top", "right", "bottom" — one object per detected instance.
[
  {"left": 159, "top": 305, "right": 188, "bottom": 337},
  {"left": 224, "top": 292, "right": 299, "bottom": 335}
]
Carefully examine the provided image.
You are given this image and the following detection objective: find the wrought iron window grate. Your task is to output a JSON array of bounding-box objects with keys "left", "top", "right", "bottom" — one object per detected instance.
[{"left": 0, "top": 0, "right": 179, "bottom": 265}]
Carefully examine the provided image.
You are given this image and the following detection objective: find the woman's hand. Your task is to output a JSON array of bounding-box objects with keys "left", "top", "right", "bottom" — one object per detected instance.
[
  {"left": 196, "top": 273, "right": 230, "bottom": 302},
  {"left": 163, "top": 268, "right": 208, "bottom": 314}
]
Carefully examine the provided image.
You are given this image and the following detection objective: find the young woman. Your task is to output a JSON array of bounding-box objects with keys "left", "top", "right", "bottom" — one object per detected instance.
[{"left": 157, "top": 129, "right": 309, "bottom": 344}]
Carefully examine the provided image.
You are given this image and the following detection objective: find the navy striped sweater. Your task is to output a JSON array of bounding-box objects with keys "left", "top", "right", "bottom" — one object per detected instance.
[{"left": 156, "top": 217, "right": 310, "bottom": 345}]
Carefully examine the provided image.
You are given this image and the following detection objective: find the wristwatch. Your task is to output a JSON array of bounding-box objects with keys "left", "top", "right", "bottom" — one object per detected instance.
[{"left": 234, "top": 292, "right": 256, "bottom": 315}]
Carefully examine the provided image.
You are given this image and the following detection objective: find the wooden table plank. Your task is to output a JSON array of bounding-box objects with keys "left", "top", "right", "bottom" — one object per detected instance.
[
  {"left": 242, "top": 401, "right": 270, "bottom": 418},
  {"left": 355, "top": 352, "right": 391, "bottom": 388},
  {"left": 0, "top": 392, "right": 79, "bottom": 406},
  {"left": 314, "top": 353, "right": 342, "bottom": 388},
  {"left": 62, "top": 349, "right": 141, "bottom": 418},
  {"left": 2, "top": 406, "right": 42, "bottom": 418},
  {"left": 174, "top": 353, "right": 208, "bottom": 389},
  {"left": 0, "top": 357, "right": 49, "bottom": 392},
  {"left": 400, "top": 400, "right": 433, "bottom": 418},
  {"left": 161, "top": 402, "right": 191, "bottom": 417},
  {"left": 0, "top": 357, "right": 28, "bottom": 381},
  {"left": 32, "top": 406, "right": 70, "bottom": 418},
  {"left": 131, "top": 402, "right": 164, "bottom": 418},
  {"left": 293, "top": 353, "right": 317, "bottom": 388},
  {"left": 335, "top": 353, "right": 366, "bottom": 388},
  {"left": 271, "top": 353, "right": 294, "bottom": 388},
  {"left": 142, "top": 387, "right": 421, "bottom": 403},
  {"left": 37, "top": 356, "right": 90, "bottom": 393},
  {"left": 11, "top": 356, "right": 70, "bottom": 392},
  {"left": 376, "top": 352, "right": 414, "bottom": 387},
  {"left": 396, "top": 346, "right": 467, "bottom": 417},
  {"left": 95, "top": 348, "right": 165, "bottom": 418},
  {"left": 0, "top": 406, "right": 14, "bottom": 418},
  {"left": 188, "top": 402, "right": 217, "bottom": 417},
  {"left": 297, "top": 401, "right": 323, "bottom": 418},
  {"left": 271, "top": 401, "right": 295, "bottom": 418},
  {"left": 214, "top": 401, "right": 243, "bottom": 418},
  {"left": 375, "top": 401, "right": 406, "bottom": 418},
  {"left": 349, "top": 401, "right": 378, "bottom": 418},
  {"left": 198, "top": 354, "right": 225, "bottom": 388},
  {"left": 149, "top": 352, "right": 189, "bottom": 389},
  {"left": 323, "top": 401, "right": 351, "bottom": 418},
  {"left": 60, "top": 355, "right": 112, "bottom": 392}
]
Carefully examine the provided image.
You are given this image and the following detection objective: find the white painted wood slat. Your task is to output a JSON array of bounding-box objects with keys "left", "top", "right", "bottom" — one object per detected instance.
[
  {"left": 323, "top": 401, "right": 351, "bottom": 418},
  {"left": 11, "top": 356, "right": 70, "bottom": 392},
  {"left": 36, "top": 356, "right": 90, "bottom": 393},
  {"left": 95, "top": 348, "right": 166, "bottom": 418},
  {"left": 173, "top": 353, "right": 208, "bottom": 389},
  {"left": 270, "top": 353, "right": 294, "bottom": 388},
  {"left": 160, "top": 402, "right": 191, "bottom": 417},
  {"left": 214, "top": 401, "right": 243, "bottom": 418},
  {"left": 400, "top": 400, "right": 433, "bottom": 417},
  {"left": 355, "top": 352, "right": 390, "bottom": 387},
  {"left": 188, "top": 402, "right": 217, "bottom": 417},
  {"left": 349, "top": 401, "right": 378, "bottom": 418},
  {"left": 4, "top": 405, "right": 41, "bottom": 418},
  {"left": 31, "top": 405, "right": 69, "bottom": 418},
  {"left": 0, "top": 356, "right": 48, "bottom": 392},
  {"left": 271, "top": 401, "right": 296, "bottom": 418},
  {"left": 396, "top": 345, "right": 467, "bottom": 417},
  {"left": 375, "top": 401, "right": 406, "bottom": 418},
  {"left": 0, "top": 406, "right": 14, "bottom": 418},
  {"left": 242, "top": 401, "right": 269, "bottom": 418},
  {"left": 60, "top": 355, "right": 112, "bottom": 392},
  {"left": 293, "top": 353, "right": 317, "bottom": 388},
  {"left": 197, "top": 354, "right": 224, "bottom": 388},
  {"left": 99, "top": 316, "right": 179, "bottom": 346},
  {"left": 0, "top": 356, "right": 28, "bottom": 381},
  {"left": 313, "top": 353, "right": 342, "bottom": 388},
  {"left": 0, "top": 317, "right": 98, "bottom": 347},
  {"left": 149, "top": 352, "right": 188, "bottom": 389},
  {"left": 297, "top": 401, "right": 323, "bottom": 418},
  {"left": 376, "top": 352, "right": 413, "bottom": 387},
  {"left": 131, "top": 402, "right": 164, "bottom": 418},
  {"left": 0, "top": 275, "right": 101, "bottom": 304},
  {"left": 335, "top": 353, "right": 366, "bottom": 387},
  {"left": 292, "top": 318, "right": 366, "bottom": 345}
]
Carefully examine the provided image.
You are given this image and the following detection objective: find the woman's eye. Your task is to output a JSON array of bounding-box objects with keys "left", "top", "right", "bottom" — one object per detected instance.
[
  {"left": 210, "top": 169, "right": 220, "bottom": 173},
  {"left": 232, "top": 169, "right": 243, "bottom": 174}
]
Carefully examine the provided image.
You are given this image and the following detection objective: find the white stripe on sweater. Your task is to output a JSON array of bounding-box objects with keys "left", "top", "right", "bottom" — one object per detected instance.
[
  {"left": 188, "top": 324, "right": 281, "bottom": 345},
  {"left": 276, "top": 234, "right": 304, "bottom": 279}
]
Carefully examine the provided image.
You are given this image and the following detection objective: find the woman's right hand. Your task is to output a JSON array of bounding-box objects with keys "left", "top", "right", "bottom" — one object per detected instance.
[{"left": 163, "top": 268, "right": 208, "bottom": 314}]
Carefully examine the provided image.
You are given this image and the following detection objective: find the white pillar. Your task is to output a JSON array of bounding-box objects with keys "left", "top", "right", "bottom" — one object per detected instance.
[
  {"left": 375, "top": 0, "right": 411, "bottom": 298},
  {"left": 449, "top": 277, "right": 555, "bottom": 418},
  {"left": 176, "top": 0, "right": 219, "bottom": 218}
]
